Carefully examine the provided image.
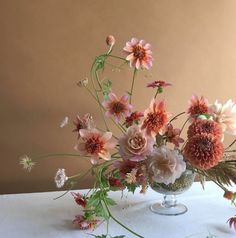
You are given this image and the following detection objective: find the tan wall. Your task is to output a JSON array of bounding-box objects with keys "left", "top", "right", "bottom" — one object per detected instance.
[{"left": 1, "top": 0, "right": 236, "bottom": 194}]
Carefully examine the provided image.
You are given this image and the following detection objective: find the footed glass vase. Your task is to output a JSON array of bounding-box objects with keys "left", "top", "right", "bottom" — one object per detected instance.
[{"left": 149, "top": 169, "right": 195, "bottom": 216}]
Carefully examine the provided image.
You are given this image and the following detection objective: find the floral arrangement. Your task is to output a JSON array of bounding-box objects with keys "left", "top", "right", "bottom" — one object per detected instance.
[{"left": 20, "top": 35, "right": 236, "bottom": 238}]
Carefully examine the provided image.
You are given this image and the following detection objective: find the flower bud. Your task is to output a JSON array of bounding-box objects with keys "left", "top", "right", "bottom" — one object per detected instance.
[
  {"left": 106, "top": 35, "right": 115, "bottom": 46},
  {"left": 224, "top": 191, "right": 234, "bottom": 200}
]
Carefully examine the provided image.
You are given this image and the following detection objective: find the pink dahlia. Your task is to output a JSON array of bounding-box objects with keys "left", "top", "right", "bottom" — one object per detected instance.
[
  {"left": 165, "top": 124, "right": 184, "bottom": 147},
  {"left": 102, "top": 92, "right": 132, "bottom": 122},
  {"left": 124, "top": 111, "right": 144, "bottom": 128},
  {"left": 184, "top": 133, "right": 224, "bottom": 169},
  {"left": 141, "top": 99, "right": 170, "bottom": 136},
  {"left": 187, "top": 95, "right": 209, "bottom": 118},
  {"left": 209, "top": 99, "right": 236, "bottom": 135},
  {"left": 73, "top": 113, "right": 94, "bottom": 139},
  {"left": 187, "top": 119, "right": 222, "bottom": 139},
  {"left": 73, "top": 215, "right": 99, "bottom": 230},
  {"left": 228, "top": 216, "right": 236, "bottom": 231},
  {"left": 119, "top": 125, "right": 154, "bottom": 161},
  {"left": 74, "top": 128, "right": 116, "bottom": 164},
  {"left": 123, "top": 38, "right": 153, "bottom": 70}
]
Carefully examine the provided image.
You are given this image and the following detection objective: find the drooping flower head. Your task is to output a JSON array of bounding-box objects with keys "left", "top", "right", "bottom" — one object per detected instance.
[
  {"left": 119, "top": 125, "right": 154, "bottom": 161},
  {"left": 102, "top": 92, "right": 132, "bottom": 122},
  {"left": 73, "top": 215, "right": 99, "bottom": 230},
  {"left": 187, "top": 95, "right": 209, "bottom": 119},
  {"left": 141, "top": 99, "right": 170, "bottom": 137},
  {"left": 75, "top": 128, "right": 116, "bottom": 164},
  {"left": 165, "top": 123, "right": 184, "bottom": 147},
  {"left": 148, "top": 146, "right": 186, "bottom": 185},
  {"left": 55, "top": 168, "right": 68, "bottom": 188},
  {"left": 106, "top": 35, "right": 115, "bottom": 46},
  {"left": 187, "top": 119, "right": 222, "bottom": 139},
  {"left": 73, "top": 113, "right": 94, "bottom": 139},
  {"left": 227, "top": 216, "right": 236, "bottom": 231},
  {"left": 209, "top": 99, "right": 236, "bottom": 135},
  {"left": 124, "top": 111, "right": 144, "bottom": 128},
  {"left": 123, "top": 38, "right": 153, "bottom": 70},
  {"left": 184, "top": 133, "right": 224, "bottom": 169},
  {"left": 71, "top": 192, "right": 87, "bottom": 208}
]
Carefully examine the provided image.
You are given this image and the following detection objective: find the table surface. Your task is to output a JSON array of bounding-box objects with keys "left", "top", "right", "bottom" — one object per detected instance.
[{"left": 0, "top": 182, "right": 236, "bottom": 238}]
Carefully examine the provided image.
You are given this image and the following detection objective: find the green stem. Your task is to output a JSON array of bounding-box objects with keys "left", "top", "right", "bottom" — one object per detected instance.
[
  {"left": 169, "top": 112, "right": 186, "bottom": 123},
  {"left": 33, "top": 153, "right": 88, "bottom": 160},
  {"left": 154, "top": 90, "right": 159, "bottom": 99},
  {"left": 129, "top": 68, "right": 137, "bottom": 104},
  {"left": 106, "top": 54, "right": 127, "bottom": 61}
]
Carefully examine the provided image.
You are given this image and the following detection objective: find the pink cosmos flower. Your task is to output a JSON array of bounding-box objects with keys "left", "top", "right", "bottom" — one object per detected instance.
[
  {"left": 209, "top": 99, "right": 236, "bottom": 135},
  {"left": 147, "top": 80, "right": 172, "bottom": 89},
  {"left": 102, "top": 92, "right": 132, "bottom": 122},
  {"left": 73, "top": 113, "right": 94, "bottom": 139},
  {"left": 187, "top": 95, "right": 209, "bottom": 118},
  {"left": 141, "top": 99, "right": 171, "bottom": 137},
  {"left": 123, "top": 38, "right": 153, "bottom": 70},
  {"left": 165, "top": 124, "right": 184, "bottom": 147},
  {"left": 73, "top": 215, "right": 99, "bottom": 230},
  {"left": 148, "top": 146, "right": 186, "bottom": 185},
  {"left": 119, "top": 125, "right": 154, "bottom": 161},
  {"left": 74, "top": 128, "right": 116, "bottom": 164}
]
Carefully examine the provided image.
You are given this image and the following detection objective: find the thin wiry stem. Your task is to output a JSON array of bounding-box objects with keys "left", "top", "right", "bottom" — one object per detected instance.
[{"left": 129, "top": 68, "right": 137, "bottom": 104}]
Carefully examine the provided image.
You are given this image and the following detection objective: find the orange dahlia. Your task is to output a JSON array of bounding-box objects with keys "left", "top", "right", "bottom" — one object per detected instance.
[
  {"left": 187, "top": 119, "right": 222, "bottom": 139},
  {"left": 184, "top": 133, "right": 223, "bottom": 169},
  {"left": 141, "top": 99, "right": 170, "bottom": 137}
]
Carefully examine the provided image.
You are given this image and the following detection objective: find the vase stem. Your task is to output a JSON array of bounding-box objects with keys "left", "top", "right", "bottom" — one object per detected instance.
[{"left": 162, "top": 195, "right": 177, "bottom": 208}]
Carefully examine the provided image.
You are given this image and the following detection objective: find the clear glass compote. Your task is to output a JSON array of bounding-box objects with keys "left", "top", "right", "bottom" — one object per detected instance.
[{"left": 149, "top": 168, "right": 195, "bottom": 216}]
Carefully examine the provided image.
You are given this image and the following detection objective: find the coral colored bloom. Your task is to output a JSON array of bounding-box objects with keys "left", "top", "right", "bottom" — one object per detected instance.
[
  {"left": 228, "top": 216, "right": 236, "bottom": 231},
  {"left": 147, "top": 80, "right": 172, "bottom": 89},
  {"left": 187, "top": 95, "right": 209, "bottom": 118},
  {"left": 124, "top": 111, "right": 144, "bottom": 128},
  {"left": 71, "top": 192, "right": 87, "bottom": 208},
  {"left": 224, "top": 191, "right": 234, "bottom": 200},
  {"left": 106, "top": 35, "right": 115, "bottom": 46},
  {"left": 141, "top": 99, "right": 170, "bottom": 136},
  {"left": 102, "top": 92, "right": 132, "bottom": 122},
  {"left": 165, "top": 124, "right": 184, "bottom": 147},
  {"left": 184, "top": 133, "right": 224, "bottom": 169},
  {"left": 113, "top": 160, "right": 138, "bottom": 179},
  {"left": 55, "top": 169, "right": 68, "bottom": 188},
  {"left": 123, "top": 38, "right": 153, "bottom": 70},
  {"left": 187, "top": 119, "right": 222, "bottom": 139},
  {"left": 209, "top": 99, "right": 236, "bottom": 135},
  {"left": 73, "top": 113, "right": 94, "bottom": 139},
  {"left": 148, "top": 146, "right": 186, "bottom": 185},
  {"left": 73, "top": 215, "right": 99, "bottom": 230},
  {"left": 75, "top": 128, "right": 116, "bottom": 164},
  {"left": 119, "top": 125, "right": 154, "bottom": 161}
]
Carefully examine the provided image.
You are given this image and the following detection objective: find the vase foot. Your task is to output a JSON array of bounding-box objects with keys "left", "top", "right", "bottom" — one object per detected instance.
[{"left": 150, "top": 202, "right": 188, "bottom": 216}]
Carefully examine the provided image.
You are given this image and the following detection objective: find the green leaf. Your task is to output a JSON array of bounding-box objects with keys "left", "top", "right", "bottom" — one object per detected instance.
[
  {"left": 126, "top": 183, "right": 137, "bottom": 194},
  {"left": 104, "top": 197, "right": 117, "bottom": 206}
]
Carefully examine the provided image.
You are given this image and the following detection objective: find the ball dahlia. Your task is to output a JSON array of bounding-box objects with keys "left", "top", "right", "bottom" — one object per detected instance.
[
  {"left": 184, "top": 133, "right": 224, "bottom": 169},
  {"left": 187, "top": 119, "right": 222, "bottom": 139}
]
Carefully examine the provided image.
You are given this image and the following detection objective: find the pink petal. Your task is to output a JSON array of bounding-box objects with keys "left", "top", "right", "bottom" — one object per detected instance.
[
  {"left": 136, "top": 59, "right": 141, "bottom": 69},
  {"left": 126, "top": 53, "right": 134, "bottom": 61},
  {"left": 131, "top": 38, "right": 139, "bottom": 45},
  {"left": 108, "top": 92, "right": 118, "bottom": 101},
  {"left": 101, "top": 132, "right": 112, "bottom": 142}
]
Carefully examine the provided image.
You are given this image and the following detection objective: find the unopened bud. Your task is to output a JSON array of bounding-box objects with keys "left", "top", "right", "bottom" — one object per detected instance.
[
  {"left": 106, "top": 35, "right": 115, "bottom": 46},
  {"left": 224, "top": 191, "right": 234, "bottom": 200}
]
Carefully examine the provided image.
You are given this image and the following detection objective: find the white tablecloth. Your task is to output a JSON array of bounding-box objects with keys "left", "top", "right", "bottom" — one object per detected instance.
[{"left": 0, "top": 182, "right": 235, "bottom": 238}]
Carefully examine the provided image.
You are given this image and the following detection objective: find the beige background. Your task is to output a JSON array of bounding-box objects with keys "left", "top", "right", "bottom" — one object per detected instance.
[{"left": 1, "top": 0, "right": 236, "bottom": 194}]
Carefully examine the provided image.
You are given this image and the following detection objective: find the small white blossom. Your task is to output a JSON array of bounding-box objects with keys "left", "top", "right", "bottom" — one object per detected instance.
[
  {"left": 19, "top": 155, "right": 35, "bottom": 172},
  {"left": 54, "top": 169, "right": 68, "bottom": 188}
]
